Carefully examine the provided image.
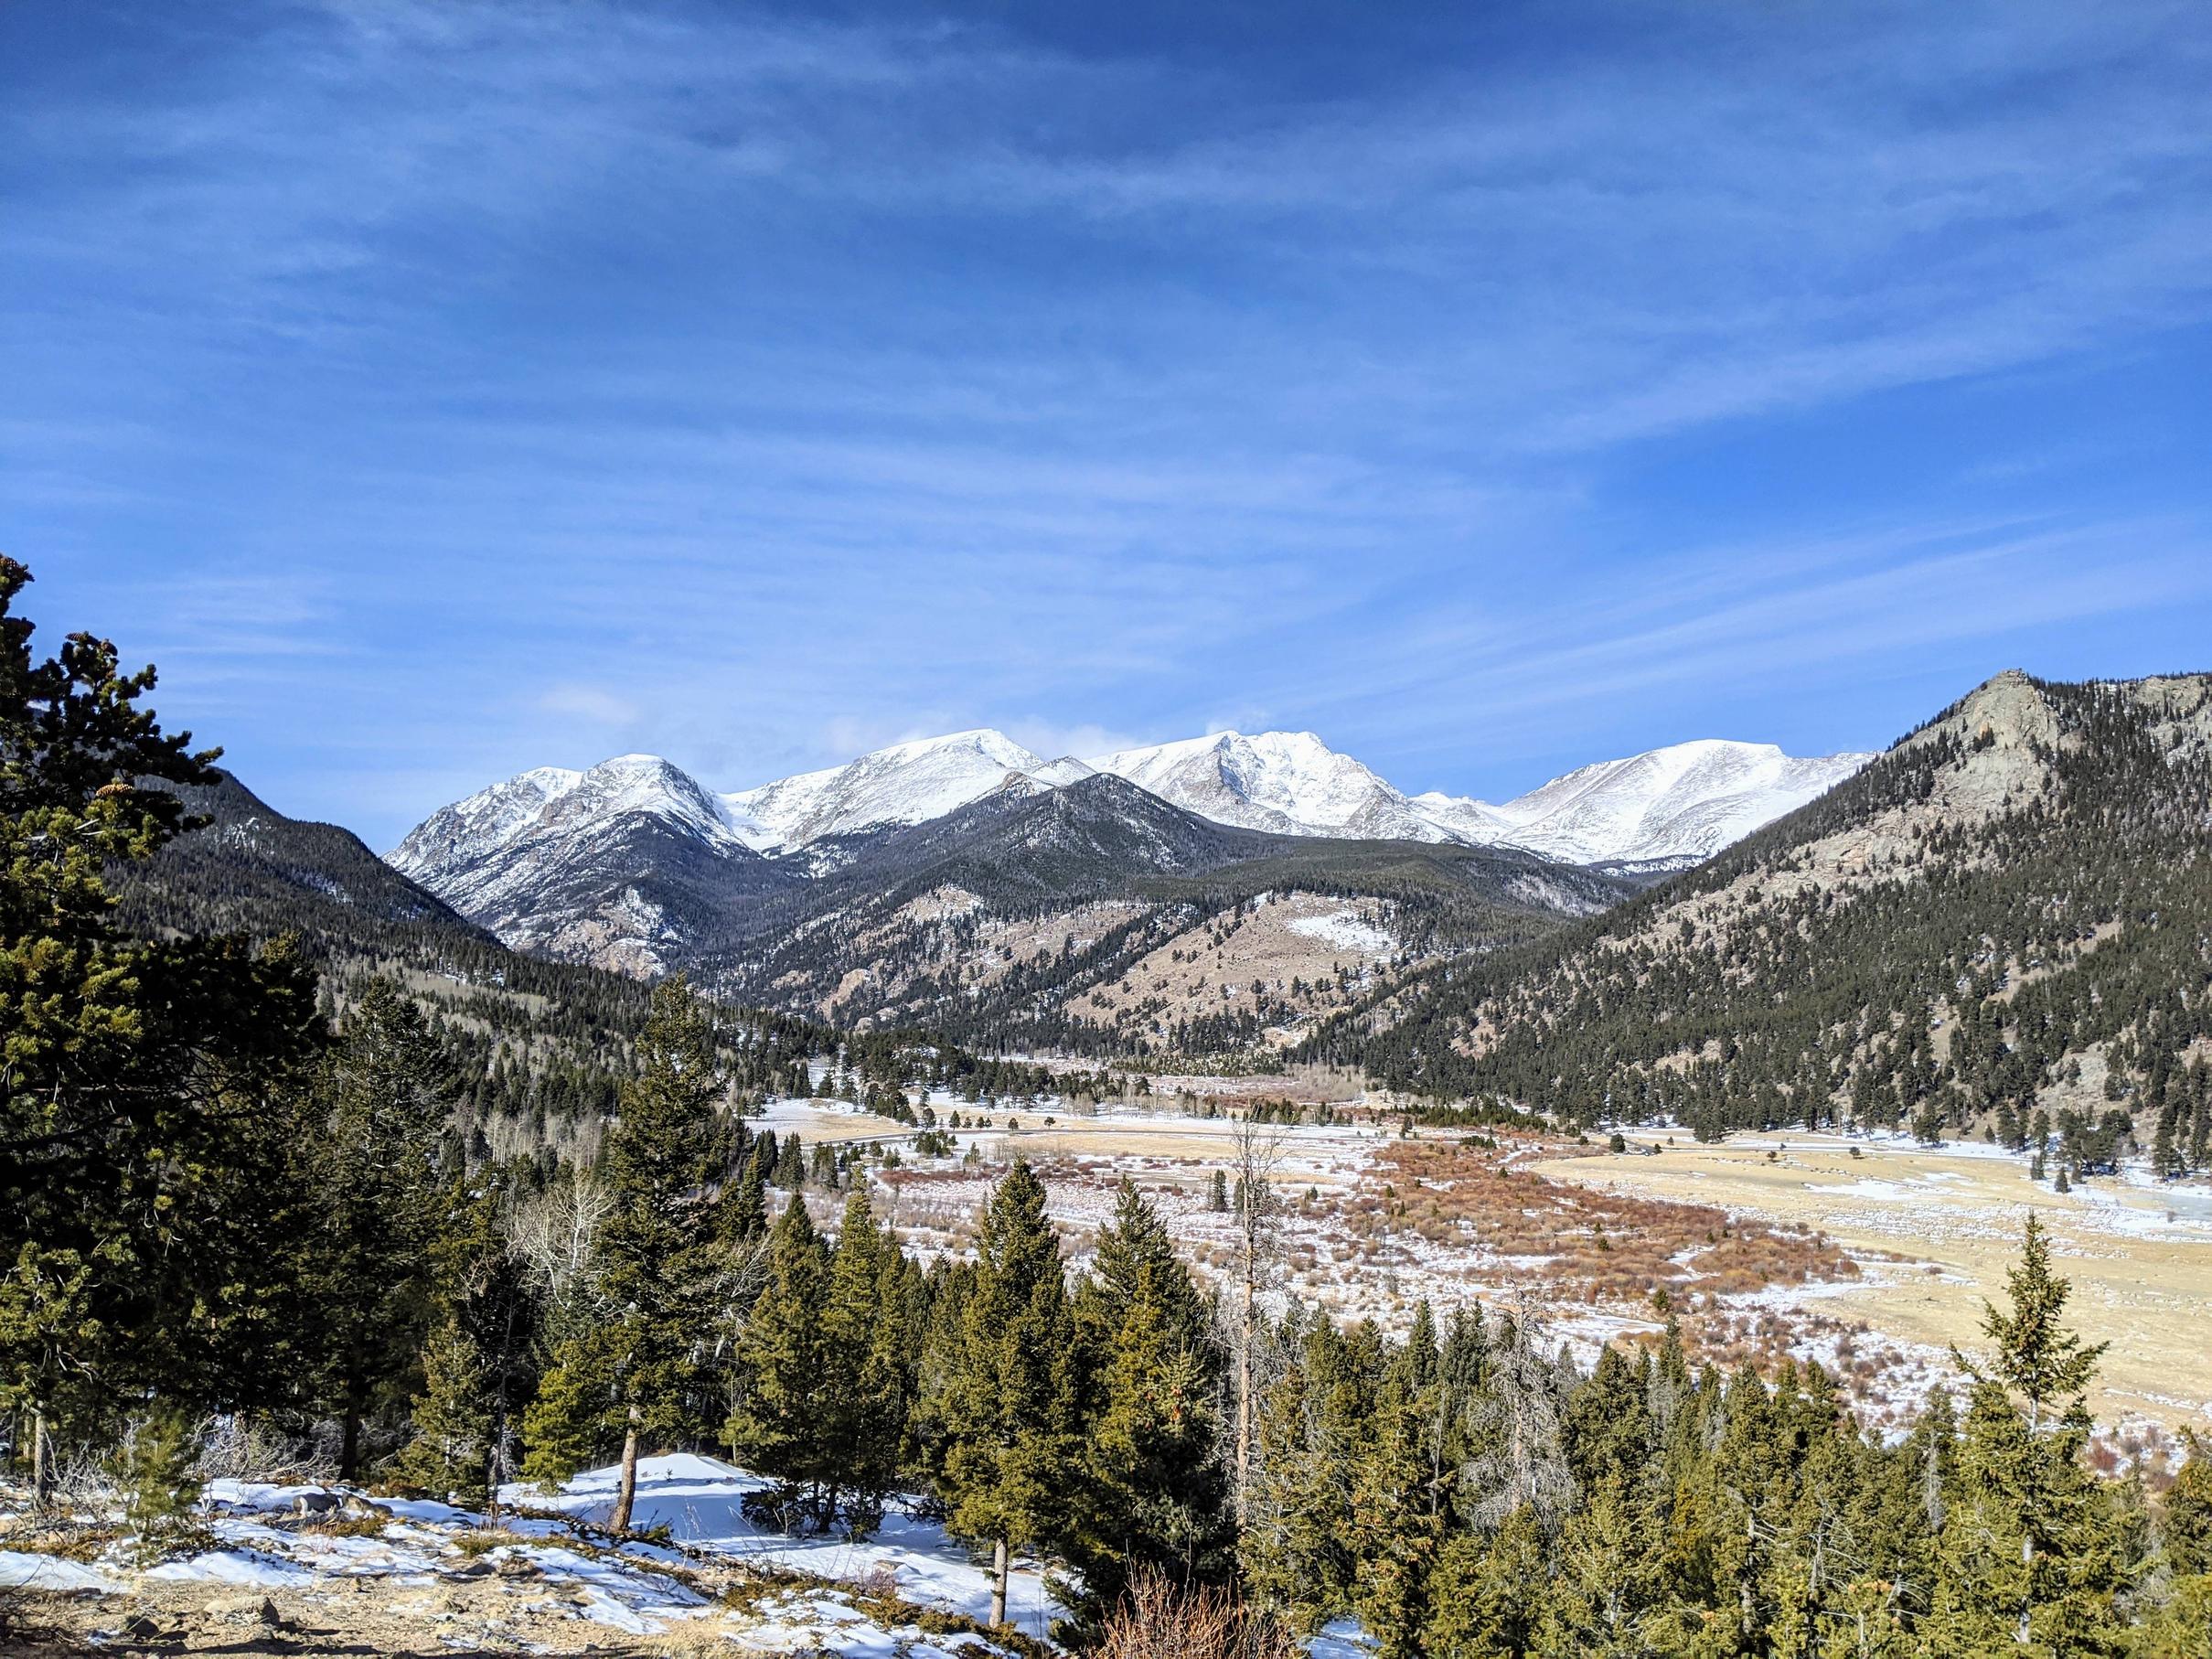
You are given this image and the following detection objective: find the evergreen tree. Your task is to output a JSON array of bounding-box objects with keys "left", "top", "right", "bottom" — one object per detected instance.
[
  {"left": 819, "top": 1190, "right": 907, "bottom": 1537},
  {"left": 2164, "top": 1434, "right": 2212, "bottom": 1579},
  {"left": 727, "top": 1193, "right": 829, "bottom": 1528},
  {"left": 0, "top": 560, "right": 324, "bottom": 1504},
  {"left": 114, "top": 1407, "right": 205, "bottom": 1553},
  {"left": 596, "top": 976, "right": 726, "bottom": 1532},
  {"left": 310, "top": 978, "right": 457, "bottom": 1480},
  {"left": 393, "top": 1317, "right": 492, "bottom": 1507},
  {"left": 1242, "top": 1317, "right": 1375, "bottom": 1630},
  {"left": 718, "top": 1154, "right": 768, "bottom": 1247},
  {"left": 391, "top": 1177, "right": 539, "bottom": 1514},
  {"left": 2132, "top": 1435, "right": 2212, "bottom": 1656},
  {"left": 520, "top": 1326, "right": 617, "bottom": 1491},
  {"left": 1423, "top": 1508, "right": 1547, "bottom": 1659},
  {"left": 1931, "top": 1216, "right": 2123, "bottom": 1654},
  {"left": 1533, "top": 1472, "right": 1661, "bottom": 1659},
  {"left": 1351, "top": 1352, "right": 1444, "bottom": 1657},
  {"left": 774, "top": 1134, "right": 805, "bottom": 1189},
  {"left": 1063, "top": 1180, "right": 1232, "bottom": 1626},
  {"left": 937, "top": 1161, "right": 1079, "bottom": 1628}
]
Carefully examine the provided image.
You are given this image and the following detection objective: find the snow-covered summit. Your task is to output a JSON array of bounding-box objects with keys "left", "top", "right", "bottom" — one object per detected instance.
[
  {"left": 388, "top": 753, "right": 747, "bottom": 891},
  {"left": 722, "top": 729, "right": 1076, "bottom": 852},
  {"left": 1087, "top": 730, "right": 1453, "bottom": 842},
  {"left": 1415, "top": 739, "right": 1875, "bottom": 867},
  {"left": 389, "top": 729, "right": 1875, "bottom": 917}
]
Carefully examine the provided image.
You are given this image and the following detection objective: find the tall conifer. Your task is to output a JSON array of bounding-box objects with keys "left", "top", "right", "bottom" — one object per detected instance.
[
  {"left": 595, "top": 976, "right": 724, "bottom": 1531},
  {"left": 727, "top": 1193, "right": 829, "bottom": 1526},
  {"left": 938, "top": 1161, "right": 1078, "bottom": 1628}
]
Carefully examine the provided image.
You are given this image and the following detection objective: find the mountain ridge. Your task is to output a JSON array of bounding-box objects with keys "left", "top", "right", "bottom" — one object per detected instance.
[
  {"left": 382, "top": 722, "right": 1871, "bottom": 1017},
  {"left": 395, "top": 725, "right": 1867, "bottom": 875},
  {"left": 1309, "top": 669, "right": 2212, "bottom": 1161}
]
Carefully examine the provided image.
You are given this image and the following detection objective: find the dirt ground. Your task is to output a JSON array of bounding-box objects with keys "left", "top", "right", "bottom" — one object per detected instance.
[
  {"left": 0, "top": 1576, "right": 705, "bottom": 1656},
  {"left": 1530, "top": 1130, "right": 2212, "bottom": 1431}
]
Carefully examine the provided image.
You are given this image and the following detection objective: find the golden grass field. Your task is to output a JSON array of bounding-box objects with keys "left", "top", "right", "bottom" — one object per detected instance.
[
  {"left": 1531, "top": 1131, "right": 2212, "bottom": 1431},
  {"left": 775, "top": 1092, "right": 2212, "bottom": 1434}
]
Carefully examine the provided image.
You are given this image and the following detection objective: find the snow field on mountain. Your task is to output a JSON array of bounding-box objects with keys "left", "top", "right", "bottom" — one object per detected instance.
[{"left": 1284, "top": 905, "right": 1396, "bottom": 957}]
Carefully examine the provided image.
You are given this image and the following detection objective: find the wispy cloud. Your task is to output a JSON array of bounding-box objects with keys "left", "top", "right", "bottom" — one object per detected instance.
[{"left": 536, "top": 682, "right": 644, "bottom": 729}]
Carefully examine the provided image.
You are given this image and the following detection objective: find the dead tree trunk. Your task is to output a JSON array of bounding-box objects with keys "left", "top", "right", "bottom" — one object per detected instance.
[{"left": 611, "top": 1407, "right": 642, "bottom": 1533}]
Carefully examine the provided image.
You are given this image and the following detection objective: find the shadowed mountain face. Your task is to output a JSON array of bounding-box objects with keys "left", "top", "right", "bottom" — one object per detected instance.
[{"left": 123, "top": 770, "right": 490, "bottom": 955}]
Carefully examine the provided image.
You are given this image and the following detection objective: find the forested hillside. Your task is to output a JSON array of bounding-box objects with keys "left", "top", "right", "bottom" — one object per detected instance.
[
  {"left": 704, "top": 778, "right": 1626, "bottom": 1058},
  {"left": 1315, "top": 670, "right": 2212, "bottom": 1172},
  {"left": 115, "top": 758, "right": 1105, "bottom": 1164},
  {"left": 112, "top": 770, "right": 815, "bottom": 1154}
]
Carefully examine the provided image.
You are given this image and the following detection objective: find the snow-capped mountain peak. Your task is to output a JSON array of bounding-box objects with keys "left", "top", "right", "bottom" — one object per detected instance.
[
  {"left": 389, "top": 726, "right": 1876, "bottom": 948},
  {"left": 543, "top": 754, "right": 748, "bottom": 843},
  {"left": 386, "top": 753, "right": 747, "bottom": 886},
  {"left": 1086, "top": 730, "right": 1451, "bottom": 841},
  {"left": 721, "top": 728, "right": 1068, "bottom": 852},
  {"left": 1414, "top": 738, "right": 1875, "bottom": 867}
]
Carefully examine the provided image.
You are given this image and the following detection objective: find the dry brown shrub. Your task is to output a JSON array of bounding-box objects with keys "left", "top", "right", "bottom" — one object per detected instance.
[{"left": 1097, "top": 1571, "right": 1298, "bottom": 1659}]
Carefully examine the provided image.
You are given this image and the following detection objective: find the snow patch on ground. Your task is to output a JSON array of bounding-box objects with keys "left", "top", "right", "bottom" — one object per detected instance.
[
  {"left": 504, "top": 1453, "right": 1064, "bottom": 1641},
  {"left": 0, "top": 1550, "right": 122, "bottom": 1591},
  {"left": 5, "top": 1457, "right": 1047, "bottom": 1654},
  {"left": 1286, "top": 908, "right": 1395, "bottom": 957}
]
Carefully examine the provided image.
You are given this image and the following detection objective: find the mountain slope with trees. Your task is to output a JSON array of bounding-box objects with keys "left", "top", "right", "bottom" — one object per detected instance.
[
  {"left": 1314, "top": 670, "right": 2212, "bottom": 1173},
  {"left": 699, "top": 776, "right": 1630, "bottom": 1054}
]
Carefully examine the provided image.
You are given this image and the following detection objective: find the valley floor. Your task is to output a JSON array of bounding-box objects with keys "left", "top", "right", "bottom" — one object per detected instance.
[
  {"left": 767, "top": 1085, "right": 2212, "bottom": 1448},
  {"left": 1530, "top": 1129, "right": 2212, "bottom": 1436}
]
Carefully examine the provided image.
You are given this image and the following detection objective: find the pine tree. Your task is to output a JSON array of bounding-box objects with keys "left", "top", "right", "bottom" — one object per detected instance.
[
  {"left": 1352, "top": 1356, "right": 1443, "bottom": 1657},
  {"left": 596, "top": 976, "right": 726, "bottom": 1532},
  {"left": 1932, "top": 1215, "right": 2123, "bottom": 1654},
  {"left": 819, "top": 1190, "right": 907, "bottom": 1537},
  {"left": 1063, "top": 1180, "right": 1232, "bottom": 1626},
  {"left": 727, "top": 1193, "right": 829, "bottom": 1528},
  {"left": 0, "top": 560, "right": 324, "bottom": 1504},
  {"left": 2164, "top": 1434, "right": 2212, "bottom": 1579},
  {"left": 774, "top": 1134, "right": 805, "bottom": 1190},
  {"left": 1424, "top": 1507, "right": 1546, "bottom": 1659},
  {"left": 1533, "top": 1472, "right": 1661, "bottom": 1659},
  {"left": 310, "top": 978, "right": 457, "bottom": 1480},
  {"left": 1242, "top": 1317, "right": 1374, "bottom": 1629},
  {"left": 114, "top": 1408, "right": 205, "bottom": 1553},
  {"left": 392, "top": 1316, "right": 493, "bottom": 1507},
  {"left": 520, "top": 1328, "right": 616, "bottom": 1491},
  {"left": 937, "top": 1161, "right": 1079, "bottom": 1628},
  {"left": 718, "top": 1154, "right": 768, "bottom": 1247},
  {"left": 391, "top": 1178, "right": 539, "bottom": 1514},
  {"left": 1959, "top": 1215, "right": 2108, "bottom": 1439},
  {"left": 2134, "top": 1434, "right": 2212, "bottom": 1656}
]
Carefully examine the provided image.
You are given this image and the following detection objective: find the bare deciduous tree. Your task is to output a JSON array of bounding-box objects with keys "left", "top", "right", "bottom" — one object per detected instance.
[
  {"left": 1459, "top": 1294, "right": 1576, "bottom": 1534},
  {"left": 507, "top": 1172, "right": 616, "bottom": 1347},
  {"left": 1228, "top": 1115, "right": 1287, "bottom": 1522}
]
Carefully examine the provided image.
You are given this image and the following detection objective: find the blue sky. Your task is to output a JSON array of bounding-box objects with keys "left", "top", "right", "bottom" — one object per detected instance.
[{"left": 7, "top": 0, "right": 2210, "bottom": 849}]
